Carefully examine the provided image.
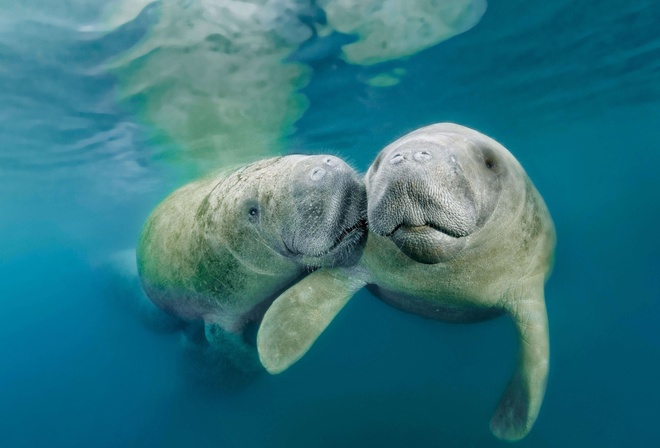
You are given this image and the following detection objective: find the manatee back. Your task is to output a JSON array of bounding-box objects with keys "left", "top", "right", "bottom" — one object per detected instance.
[{"left": 137, "top": 174, "right": 230, "bottom": 319}]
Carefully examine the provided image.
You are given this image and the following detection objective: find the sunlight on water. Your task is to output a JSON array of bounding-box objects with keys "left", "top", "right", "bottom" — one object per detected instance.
[
  {"left": 105, "top": 1, "right": 312, "bottom": 176},
  {"left": 0, "top": 0, "right": 486, "bottom": 194},
  {"left": 317, "top": 0, "right": 486, "bottom": 65},
  {"left": 104, "top": 0, "right": 485, "bottom": 176}
]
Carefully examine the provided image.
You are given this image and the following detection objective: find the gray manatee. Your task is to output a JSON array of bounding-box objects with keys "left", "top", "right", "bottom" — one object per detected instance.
[
  {"left": 137, "top": 155, "right": 366, "bottom": 371},
  {"left": 257, "top": 124, "right": 556, "bottom": 440}
]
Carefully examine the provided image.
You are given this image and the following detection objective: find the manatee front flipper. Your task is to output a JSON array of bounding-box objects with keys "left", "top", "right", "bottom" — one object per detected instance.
[
  {"left": 257, "top": 268, "right": 365, "bottom": 374},
  {"left": 490, "top": 275, "right": 549, "bottom": 441}
]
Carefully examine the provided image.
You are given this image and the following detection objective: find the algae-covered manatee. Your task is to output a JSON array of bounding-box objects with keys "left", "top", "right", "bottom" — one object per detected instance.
[{"left": 138, "top": 155, "right": 366, "bottom": 371}]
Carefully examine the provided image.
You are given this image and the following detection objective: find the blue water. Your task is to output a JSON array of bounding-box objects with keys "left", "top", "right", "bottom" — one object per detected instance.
[{"left": 1, "top": 0, "right": 659, "bottom": 446}]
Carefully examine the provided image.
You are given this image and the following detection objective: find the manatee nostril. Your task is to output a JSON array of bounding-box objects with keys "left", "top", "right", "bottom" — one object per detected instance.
[
  {"left": 390, "top": 153, "right": 405, "bottom": 165},
  {"left": 310, "top": 167, "right": 327, "bottom": 181},
  {"left": 324, "top": 157, "right": 338, "bottom": 167},
  {"left": 414, "top": 151, "right": 431, "bottom": 162}
]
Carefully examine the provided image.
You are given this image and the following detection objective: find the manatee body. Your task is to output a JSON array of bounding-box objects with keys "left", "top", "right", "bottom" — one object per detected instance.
[
  {"left": 257, "top": 124, "right": 556, "bottom": 440},
  {"left": 138, "top": 155, "right": 366, "bottom": 370}
]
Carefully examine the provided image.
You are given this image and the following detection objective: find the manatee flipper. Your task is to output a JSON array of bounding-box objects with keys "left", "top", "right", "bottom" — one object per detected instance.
[
  {"left": 490, "top": 275, "right": 549, "bottom": 441},
  {"left": 257, "top": 268, "right": 365, "bottom": 374}
]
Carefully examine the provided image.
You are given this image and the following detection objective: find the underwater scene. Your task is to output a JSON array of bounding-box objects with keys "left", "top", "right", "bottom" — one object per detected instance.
[{"left": 1, "top": 0, "right": 659, "bottom": 446}]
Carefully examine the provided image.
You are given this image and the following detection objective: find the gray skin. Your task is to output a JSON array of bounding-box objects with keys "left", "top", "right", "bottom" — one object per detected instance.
[
  {"left": 137, "top": 155, "right": 366, "bottom": 371},
  {"left": 257, "top": 124, "right": 556, "bottom": 441}
]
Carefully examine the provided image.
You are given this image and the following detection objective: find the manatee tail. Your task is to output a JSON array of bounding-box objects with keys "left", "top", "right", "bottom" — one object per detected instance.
[{"left": 490, "top": 275, "right": 549, "bottom": 441}]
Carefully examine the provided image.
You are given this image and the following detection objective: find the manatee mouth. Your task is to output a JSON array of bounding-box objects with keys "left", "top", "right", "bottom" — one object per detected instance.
[
  {"left": 387, "top": 222, "right": 468, "bottom": 240},
  {"left": 312, "top": 217, "right": 367, "bottom": 263},
  {"left": 327, "top": 217, "right": 367, "bottom": 254},
  {"left": 386, "top": 223, "right": 469, "bottom": 264},
  {"left": 283, "top": 218, "right": 367, "bottom": 262}
]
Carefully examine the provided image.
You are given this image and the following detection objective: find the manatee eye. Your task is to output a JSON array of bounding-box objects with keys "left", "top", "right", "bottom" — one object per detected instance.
[
  {"left": 482, "top": 148, "right": 498, "bottom": 170},
  {"left": 247, "top": 206, "right": 259, "bottom": 223}
]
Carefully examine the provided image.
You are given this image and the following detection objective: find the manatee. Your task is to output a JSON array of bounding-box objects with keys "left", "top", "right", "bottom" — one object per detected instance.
[
  {"left": 137, "top": 155, "right": 366, "bottom": 371},
  {"left": 257, "top": 124, "right": 556, "bottom": 440}
]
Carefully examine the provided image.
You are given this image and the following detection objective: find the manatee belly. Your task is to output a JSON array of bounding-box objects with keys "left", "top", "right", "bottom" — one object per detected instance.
[{"left": 366, "top": 284, "right": 504, "bottom": 323}]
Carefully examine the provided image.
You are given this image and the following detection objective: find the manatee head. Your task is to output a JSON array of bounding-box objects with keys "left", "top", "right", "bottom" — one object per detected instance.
[
  {"left": 365, "top": 123, "right": 520, "bottom": 264},
  {"left": 202, "top": 155, "right": 366, "bottom": 273},
  {"left": 284, "top": 155, "right": 368, "bottom": 267}
]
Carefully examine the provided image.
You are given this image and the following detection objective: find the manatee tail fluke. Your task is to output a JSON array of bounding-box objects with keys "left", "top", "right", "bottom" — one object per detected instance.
[{"left": 490, "top": 276, "right": 549, "bottom": 441}]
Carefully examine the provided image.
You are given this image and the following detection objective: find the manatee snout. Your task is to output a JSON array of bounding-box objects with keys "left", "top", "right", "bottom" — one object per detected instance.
[
  {"left": 366, "top": 140, "right": 478, "bottom": 263},
  {"left": 289, "top": 155, "right": 367, "bottom": 266},
  {"left": 307, "top": 155, "right": 343, "bottom": 181}
]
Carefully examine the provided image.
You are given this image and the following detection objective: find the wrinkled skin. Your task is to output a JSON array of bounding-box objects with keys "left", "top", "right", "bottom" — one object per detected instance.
[
  {"left": 257, "top": 124, "right": 556, "bottom": 440},
  {"left": 137, "top": 155, "right": 366, "bottom": 371}
]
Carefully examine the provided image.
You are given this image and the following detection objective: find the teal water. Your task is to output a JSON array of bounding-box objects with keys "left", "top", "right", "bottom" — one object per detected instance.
[{"left": 1, "top": 0, "right": 659, "bottom": 446}]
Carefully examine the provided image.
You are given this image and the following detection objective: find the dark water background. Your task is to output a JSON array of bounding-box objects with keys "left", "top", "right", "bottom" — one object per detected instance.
[{"left": 1, "top": 0, "right": 659, "bottom": 446}]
